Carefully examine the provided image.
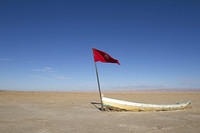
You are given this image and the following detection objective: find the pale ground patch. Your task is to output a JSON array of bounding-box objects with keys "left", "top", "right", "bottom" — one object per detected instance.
[{"left": 0, "top": 91, "right": 200, "bottom": 133}]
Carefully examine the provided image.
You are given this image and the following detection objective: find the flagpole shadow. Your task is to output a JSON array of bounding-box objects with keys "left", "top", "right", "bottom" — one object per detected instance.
[{"left": 91, "top": 101, "right": 102, "bottom": 111}]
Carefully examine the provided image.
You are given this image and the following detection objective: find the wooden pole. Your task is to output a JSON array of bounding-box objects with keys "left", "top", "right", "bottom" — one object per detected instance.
[{"left": 94, "top": 61, "right": 104, "bottom": 111}]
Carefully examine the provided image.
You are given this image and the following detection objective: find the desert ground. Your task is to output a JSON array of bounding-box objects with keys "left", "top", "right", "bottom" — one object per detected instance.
[{"left": 0, "top": 90, "right": 200, "bottom": 133}]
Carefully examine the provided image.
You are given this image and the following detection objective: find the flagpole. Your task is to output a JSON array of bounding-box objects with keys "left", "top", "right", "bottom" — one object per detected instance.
[{"left": 94, "top": 60, "right": 104, "bottom": 111}]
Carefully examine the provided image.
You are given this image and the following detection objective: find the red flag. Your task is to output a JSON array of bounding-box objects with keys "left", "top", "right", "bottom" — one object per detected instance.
[{"left": 93, "top": 48, "right": 120, "bottom": 65}]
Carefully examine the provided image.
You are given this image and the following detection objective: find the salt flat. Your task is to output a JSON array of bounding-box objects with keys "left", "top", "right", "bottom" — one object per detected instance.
[{"left": 0, "top": 91, "right": 200, "bottom": 133}]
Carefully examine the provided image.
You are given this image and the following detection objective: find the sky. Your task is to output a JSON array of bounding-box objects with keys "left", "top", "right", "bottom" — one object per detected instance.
[{"left": 0, "top": 0, "right": 200, "bottom": 91}]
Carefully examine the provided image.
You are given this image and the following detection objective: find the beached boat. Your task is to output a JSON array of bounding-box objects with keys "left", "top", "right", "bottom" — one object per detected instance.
[{"left": 102, "top": 97, "right": 191, "bottom": 111}]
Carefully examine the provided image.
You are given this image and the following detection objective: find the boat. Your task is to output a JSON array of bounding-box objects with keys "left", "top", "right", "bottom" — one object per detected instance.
[{"left": 102, "top": 97, "right": 191, "bottom": 111}]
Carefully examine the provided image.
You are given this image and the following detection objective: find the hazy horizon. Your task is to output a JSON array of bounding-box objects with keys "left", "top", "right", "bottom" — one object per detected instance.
[{"left": 1, "top": 87, "right": 200, "bottom": 92}]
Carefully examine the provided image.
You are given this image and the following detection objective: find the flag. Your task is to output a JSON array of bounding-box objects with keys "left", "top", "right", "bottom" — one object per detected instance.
[{"left": 93, "top": 48, "right": 120, "bottom": 65}]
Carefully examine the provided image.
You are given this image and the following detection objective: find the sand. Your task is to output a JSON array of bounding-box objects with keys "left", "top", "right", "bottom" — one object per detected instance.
[{"left": 0, "top": 91, "right": 200, "bottom": 133}]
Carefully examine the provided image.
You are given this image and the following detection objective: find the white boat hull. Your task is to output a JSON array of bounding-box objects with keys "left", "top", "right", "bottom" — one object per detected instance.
[{"left": 102, "top": 97, "right": 191, "bottom": 111}]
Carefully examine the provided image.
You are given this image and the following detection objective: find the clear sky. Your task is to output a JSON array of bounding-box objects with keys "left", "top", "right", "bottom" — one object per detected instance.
[{"left": 0, "top": 0, "right": 200, "bottom": 91}]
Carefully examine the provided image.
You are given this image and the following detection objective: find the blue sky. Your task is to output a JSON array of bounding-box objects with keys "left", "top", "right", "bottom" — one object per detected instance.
[{"left": 0, "top": 0, "right": 200, "bottom": 91}]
